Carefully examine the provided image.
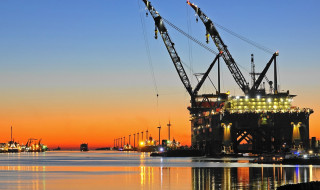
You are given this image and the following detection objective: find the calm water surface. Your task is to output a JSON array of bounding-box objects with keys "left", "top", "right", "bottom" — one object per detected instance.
[{"left": 0, "top": 151, "right": 319, "bottom": 189}]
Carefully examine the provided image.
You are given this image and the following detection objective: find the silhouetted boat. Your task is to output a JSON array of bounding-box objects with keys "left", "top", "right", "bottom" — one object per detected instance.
[
  {"left": 80, "top": 143, "right": 89, "bottom": 151},
  {"left": 53, "top": 146, "right": 61, "bottom": 151}
]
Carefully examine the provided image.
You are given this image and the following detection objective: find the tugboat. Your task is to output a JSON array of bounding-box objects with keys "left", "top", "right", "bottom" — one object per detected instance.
[{"left": 80, "top": 143, "right": 89, "bottom": 151}]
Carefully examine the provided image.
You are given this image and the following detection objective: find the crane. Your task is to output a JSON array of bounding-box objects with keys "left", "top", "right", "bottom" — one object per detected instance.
[
  {"left": 250, "top": 52, "right": 278, "bottom": 94},
  {"left": 187, "top": 1, "right": 280, "bottom": 96},
  {"left": 26, "top": 138, "right": 37, "bottom": 147},
  {"left": 142, "top": 0, "right": 192, "bottom": 98},
  {"left": 187, "top": 1, "right": 250, "bottom": 94},
  {"left": 142, "top": 0, "right": 221, "bottom": 106}
]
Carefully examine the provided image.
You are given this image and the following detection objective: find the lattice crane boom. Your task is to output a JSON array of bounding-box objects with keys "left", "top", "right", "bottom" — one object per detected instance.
[
  {"left": 187, "top": 1, "right": 249, "bottom": 94},
  {"left": 142, "top": 0, "right": 194, "bottom": 99}
]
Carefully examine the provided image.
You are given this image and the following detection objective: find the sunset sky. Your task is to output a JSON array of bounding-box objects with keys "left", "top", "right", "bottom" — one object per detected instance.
[{"left": 0, "top": 0, "right": 319, "bottom": 149}]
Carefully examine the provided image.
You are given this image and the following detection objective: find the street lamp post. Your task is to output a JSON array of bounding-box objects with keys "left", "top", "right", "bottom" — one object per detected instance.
[
  {"left": 137, "top": 133, "right": 139, "bottom": 147},
  {"left": 141, "top": 131, "right": 144, "bottom": 142},
  {"left": 157, "top": 126, "right": 161, "bottom": 146},
  {"left": 133, "top": 134, "right": 136, "bottom": 148},
  {"left": 167, "top": 121, "right": 171, "bottom": 141}
]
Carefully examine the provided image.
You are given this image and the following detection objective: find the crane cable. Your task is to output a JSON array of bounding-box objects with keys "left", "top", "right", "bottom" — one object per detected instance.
[
  {"left": 214, "top": 22, "right": 282, "bottom": 88},
  {"left": 186, "top": 3, "right": 194, "bottom": 84},
  {"left": 162, "top": 17, "right": 250, "bottom": 88},
  {"left": 165, "top": 17, "right": 278, "bottom": 87},
  {"left": 163, "top": 17, "right": 226, "bottom": 93},
  {"left": 137, "top": 0, "right": 160, "bottom": 123},
  {"left": 138, "top": 0, "right": 159, "bottom": 96},
  {"left": 214, "top": 23, "right": 275, "bottom": 54},
  {"left": 162, "top": 18, "right": 218, "bottom": 55},
  {"left": 163, "top": 16, "right": 277, "bottom": 79}
]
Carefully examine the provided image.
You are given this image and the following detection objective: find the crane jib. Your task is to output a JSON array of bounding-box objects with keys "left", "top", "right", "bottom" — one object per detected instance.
[
  {"left": 188, "top": 1, "right": 249, "bottom": 94},
  {"left": 142, "top": 0, "right": 194, "bottom": 98}
]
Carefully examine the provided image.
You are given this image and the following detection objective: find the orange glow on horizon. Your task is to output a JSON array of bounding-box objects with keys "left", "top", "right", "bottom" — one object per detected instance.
[{"left": 0, "top": 87, "right": 319, "bottom": 149}]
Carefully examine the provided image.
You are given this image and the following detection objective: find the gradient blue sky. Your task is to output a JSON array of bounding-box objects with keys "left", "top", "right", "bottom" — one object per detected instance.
[{"left": 0, "top": 0, "right": 319, "bottom": 146}]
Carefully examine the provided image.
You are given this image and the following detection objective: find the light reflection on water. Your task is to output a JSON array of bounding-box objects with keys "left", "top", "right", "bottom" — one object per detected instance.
[
  {"left": 0, "top": 151, "right": 319, "bottom": 190},
  {"left": 192, "top": 165, "right": 319, "bottom": 190}
]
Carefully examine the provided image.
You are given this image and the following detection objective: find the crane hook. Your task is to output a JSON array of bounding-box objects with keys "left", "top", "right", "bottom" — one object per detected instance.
[
  {"left": 154, "top": 26, "right": 158, "bottom": 39},
  {"left": 206, "top": 32, "right": 209, "bottom": 44}
]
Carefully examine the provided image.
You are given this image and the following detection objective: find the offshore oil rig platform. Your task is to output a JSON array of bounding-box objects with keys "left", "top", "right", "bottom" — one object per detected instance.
[{"left": 142, "top": 0, "right": 313, "bottom": 155}]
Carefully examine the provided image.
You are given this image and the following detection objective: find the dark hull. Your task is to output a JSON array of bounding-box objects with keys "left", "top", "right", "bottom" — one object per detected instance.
[
  {"left": 7, "top": 149, "right": 20, "bottom": 153},
  {"left": 80, "top": 144, "right": 88, "bottom": 151},
  {"left": 140, "top": 146, "right": 157, "bottom": 152},
  {"left": 191, "top": 111, "right": 311, "bottom": 155}
]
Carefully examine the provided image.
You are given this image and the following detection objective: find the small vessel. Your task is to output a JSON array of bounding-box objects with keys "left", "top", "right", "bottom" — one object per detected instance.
[
  {"left": 80, "top": 143, "right": 89, "bottom": 151},
  {"left": 7, "top": 141, "right": 21, "bottom": 153},
  {"left": 53, "top": 146, "right": 61, "bottom": 151},
  {"left": 123, "top": 144, "right": 133, "bottom": 151}
]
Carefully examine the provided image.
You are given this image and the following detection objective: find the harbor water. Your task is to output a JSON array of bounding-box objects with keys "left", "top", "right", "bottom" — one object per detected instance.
[{"left": 0, "top": 151, "right": 319, "bottom": 189}]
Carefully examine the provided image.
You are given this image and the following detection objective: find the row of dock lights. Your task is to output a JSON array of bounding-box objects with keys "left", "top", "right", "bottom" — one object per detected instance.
[{"left": 113, "top": 121, "right": 172, "bottom": 150}]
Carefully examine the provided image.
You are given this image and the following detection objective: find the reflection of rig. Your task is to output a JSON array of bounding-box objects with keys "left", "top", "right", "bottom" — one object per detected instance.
[{"left": 142, "top": 0, "right": 313, "bottom": 155}]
